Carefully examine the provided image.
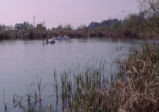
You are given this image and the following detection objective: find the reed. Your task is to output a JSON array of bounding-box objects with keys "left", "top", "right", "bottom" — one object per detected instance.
[{"left": 59, "top": 43, "right": 159, "bottom": 112}]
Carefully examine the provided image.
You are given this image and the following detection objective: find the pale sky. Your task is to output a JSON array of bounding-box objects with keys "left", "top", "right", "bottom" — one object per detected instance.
[{"left": 0, "top": 0, "right": 138, "bottom": 28}]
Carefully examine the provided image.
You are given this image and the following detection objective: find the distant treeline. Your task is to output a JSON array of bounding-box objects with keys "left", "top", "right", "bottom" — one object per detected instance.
[{"left": 0, "top": 1, "right": 159, "bottom": 40}]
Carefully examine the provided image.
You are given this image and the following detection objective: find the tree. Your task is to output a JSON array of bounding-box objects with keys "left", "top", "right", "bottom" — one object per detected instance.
[
  {"left": 57, "top": 25, "right": 63, "bottom": 30},
  {"left": 15, "top": 22, "right": 33, "bottom": 30},
  {"left": 0, "top": 25, "right": 6, "bottom": 31},
  {"left": 77, "top": 25, "right": 87, "bottom": 30},
  {"left": 36, "top": 23, "right": 46, "bottom": 30},
  {"left": 138, "top": 0, "right": 159, "bottom": 35},
  {"left": 138, "top": 0, "right": 159, "bottom": 17},
  {"left": 64, "top": 24, "right": 72, "bottom": 30}
]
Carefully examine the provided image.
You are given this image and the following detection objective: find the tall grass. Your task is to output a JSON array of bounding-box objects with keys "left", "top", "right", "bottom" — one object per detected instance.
[{"left": 58, "top": 43, "right": 159, "bottom": 112}]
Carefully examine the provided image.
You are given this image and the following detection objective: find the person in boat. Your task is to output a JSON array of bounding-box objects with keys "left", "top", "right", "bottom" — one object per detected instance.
[
  {"left": 42, "top": 33, "right": 45, "bottom": 44},
  {"left": 42, "top": 32, "right": 48, "bottom": 44},
  {"left": 42, "top": 35, "right": 44, "bottom": 42},
  {"left": 42, "top": 33, "right": 46, "bottom": 42}
]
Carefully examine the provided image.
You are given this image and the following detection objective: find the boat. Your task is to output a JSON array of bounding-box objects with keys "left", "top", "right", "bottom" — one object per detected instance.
[
  {"left": 46, "top": 37, "right": 55, "bottom": 44},
  {"left": 55, "top": 37, "right": 64, "bottom": 40},
  {"left": 55, "top": 35, "right": 70, "bottom": 40}
]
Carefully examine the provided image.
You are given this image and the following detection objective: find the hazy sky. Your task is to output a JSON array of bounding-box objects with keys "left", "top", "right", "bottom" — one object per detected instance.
[{"left": 0, "top": 0, "right": 138, "bottom": 28}]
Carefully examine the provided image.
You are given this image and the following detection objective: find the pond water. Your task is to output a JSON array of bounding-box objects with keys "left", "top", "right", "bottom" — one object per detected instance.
[{"left": 0, "top": 38, "right": 139, "bottom": 111}]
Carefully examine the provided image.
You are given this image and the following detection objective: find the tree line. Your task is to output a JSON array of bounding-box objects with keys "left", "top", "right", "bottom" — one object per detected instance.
[{"left": 0, "top": 0, "right": 158, "bottom": 40}]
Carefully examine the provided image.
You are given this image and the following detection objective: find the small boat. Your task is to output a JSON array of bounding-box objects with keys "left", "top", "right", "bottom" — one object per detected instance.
[
  {"left": 46, "top": 37, "right": 55, "bottom": 44},
  {"left": 55, "top": 36, "right": 70, "bottom": 40},
  {"left": 55, "top": 37, "right": 63, "bottom": 40}
]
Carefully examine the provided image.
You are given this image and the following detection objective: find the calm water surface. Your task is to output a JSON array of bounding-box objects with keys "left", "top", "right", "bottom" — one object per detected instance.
[{"left": 0, "top": 39, "right": 138, "bottom": 111}]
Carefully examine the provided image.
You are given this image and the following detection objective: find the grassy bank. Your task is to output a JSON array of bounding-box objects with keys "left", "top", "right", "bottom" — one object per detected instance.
[
  {"left": 57, "top": 43, "right": 159, "bottom": 112},
  {"left": 3, "top": 43, "right": 159, "bottom": 112}
]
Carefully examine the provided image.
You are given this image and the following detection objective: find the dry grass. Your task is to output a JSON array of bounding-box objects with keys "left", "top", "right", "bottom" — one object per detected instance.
[{"left": 61, "top": 43, "right": 159, "bottom": 112}]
